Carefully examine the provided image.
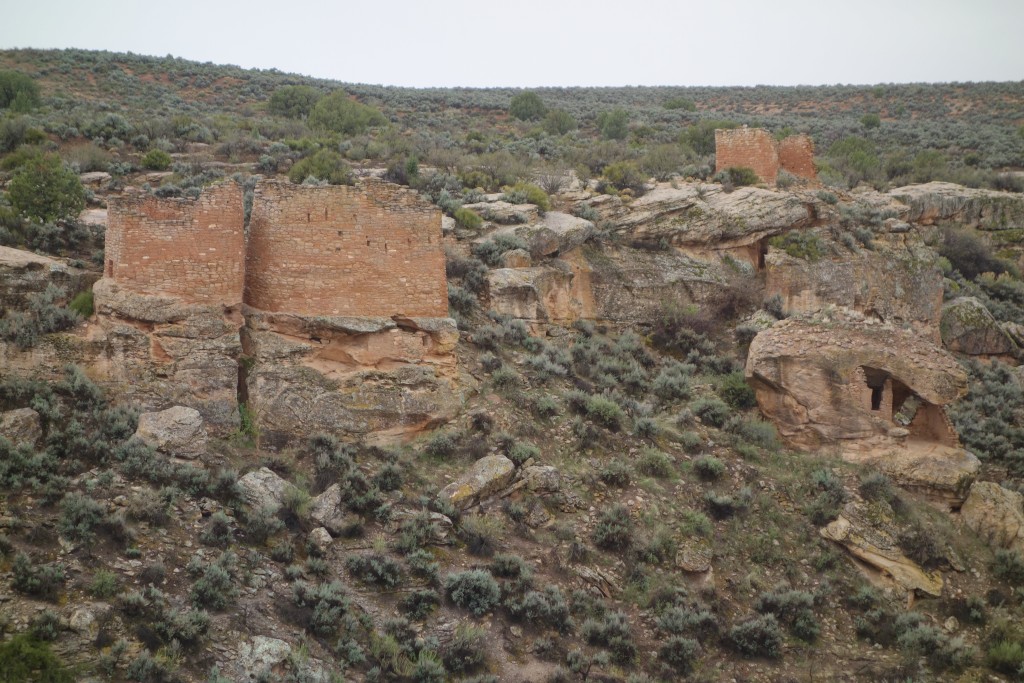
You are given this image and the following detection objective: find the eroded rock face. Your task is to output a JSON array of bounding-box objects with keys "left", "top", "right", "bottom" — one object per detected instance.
[
  {"left": 493, "top": 212, "right": 595, "bottom": 259},
  {"left": 0, "top": 246, "right": 96, "bottom": 312},
  {"left": 765, "top": 242, "right": 944, "bottom": 340},
  {"left": 134, "top": 406, "right": 207, "bottom": 459},
  {"left": 746, "top": 314, "right": 967, "bottom": 449},
  {"left": 0, "top": 408, "right": 42, "bottom": 446},
  {"left": 309, "top": 484, "right": 360, "bottom": 536},
  {"left": 960, "top": 481, "right": 1024, "bottom": 555},
  {"left": 889, "top": 182, "right": 1024, "bottom": 231},
  {"left": 242, "top": 311, "right": 463, "bottom": 446},
  {"left": 821, "top": 501, "right": 943, "bottom": 597},
  {"left": 844, "top": 442, "right": 979, "bottom": 508},
  {"left": 586, "top": 183, "right": 814, "bottom": 250},
  {"left": 91, "top": 278, "right": 243, "bottom": 433},
  {"left": 941, "top": 297, "right": 1018, "bottom": 356},
  {"left": 438, "top": 455, "right": 516, "bottom": 510}
]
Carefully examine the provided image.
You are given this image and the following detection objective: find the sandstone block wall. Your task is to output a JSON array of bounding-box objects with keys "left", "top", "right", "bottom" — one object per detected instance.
[
  {"left": 246, "top": 179, "right": 447, "bottom": 317},
  {"left": 105, "top": 184, "right": 245, "bottom": 305},
  {"left": 715, "top": 128, "right": 816, "bottom": 185}
]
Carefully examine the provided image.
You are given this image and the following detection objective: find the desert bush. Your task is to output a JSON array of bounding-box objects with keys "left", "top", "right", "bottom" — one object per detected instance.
[
  {"left": 509, "top": 92, "right": 546, "bottom": 121},
  {"left": 658, "top": 636, "right": 700, "bottom": 675},
  {"left": 12, "top": 553, "right": 66, "bottom": 600},
  {"left": 719, "top": 371, "right": 757, "bottom": 409},
  {"left": 400, "top": 589, "right": 441, "bottom": 621},
  {"left": 190, "top": 553, "right": 238, "bottom": 611},
  {"left": 602, "top": 161, "right": 646, "bottom": 193},
  {"left": 939, "top": 226, "right": 1012, "bottom": 280},
  {"left": 502, "top": 182, "right": 550, "bottom": 212},
  {"left": 542, "top": 109, "right": 576, "bottom": 135},
  {"left": 585, "top": 396, "right": 626, "bottom": 432},
  {"left": 309, "top": 91, "right": 386, "bottom": 135},
  {"left": 592, "top": 505, "right": 632, "bottom": 551},
  {"left": 769, "top": 231, "right": 823, "bottom": 261},
  {"left": 243, "top": 504, "right": 285, "bottom": 544},
  {"left": 658, "top": 606, "right": 720, "bottom": 640},
  {"left": 992, "top": 549, "right": 1024, "bottom": 584},
  {"left": 454, "top": 206, "right": 482, "bottom": 230},
  {"left": 755, "top": 588, "right": 819, "bottom": 641},
  {"left": 6, "top": 153, "right": 86, "bottom": 223},
  {"left": 445, "top": 570, "right": 501, "bottom": 616},
  {"left": 288, "top": 149, "right": 353, "bottom": 185},
  {"left": 57, "top": 492, "right": 107, "bottom": 545},
  {"left": 636, "top": 449, "right": 674, "bottom": 478},
  {"left": 718, "top": 166, "right": 760, "bottom": 187},
  {"left": 898, "top": 623, "right": 974, "bottom": 672},
  {"left": 517, "top": 585, "right": 571, "bottom": 633},
  {"left": 599, "top": 460, "right": 631, "bottom": 488},
  {"left": 727, "top": 613, "right": 784, "bottom": 658},
  {"left": 0, "top": 634, "right": 72, "bottom": 683},
  {"left": 596, "top": 109, "right": 629, "bottom": 141},
  {"left": 141, "top": 148, "right": 171, "bottom": 170},
  {"left": 291, "top": 580, "right": 353, "bottom": 638},
  {"left": 581, "top": 610, "right": 636, "bottom": 664},
  {"left": 692, "top": 455, "right": 725, "bottom": 480},
  {"left": 444, "top": 623, "right": 489, "bottom": 674},
  {"left": 345, "top": 553, "right": 402, "bottom": 588},
  {"left": 268, "top": 85, "right": 321, "bottom": 119},
  {"left": 986, "top": 640, "right": 1024, "bottom": 676},
  {"left": 0, "top": 70, "right": 41, "bottom": 110},
  {"left": 471, "top": 233, "right": 528, "bottom": 266},
  {"left": 692, "top": 397, "right": 731, "bottom": 428}
]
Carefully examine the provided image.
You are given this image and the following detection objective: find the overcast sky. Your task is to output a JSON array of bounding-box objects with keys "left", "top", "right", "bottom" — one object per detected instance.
[{"left": 1, "top": 0, "right": 1021, "bottom": 88}]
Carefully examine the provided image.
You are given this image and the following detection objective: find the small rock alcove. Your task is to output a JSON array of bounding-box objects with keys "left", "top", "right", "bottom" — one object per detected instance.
[{"left": 860, "top": 366, "right": 957, "bottom": 446}]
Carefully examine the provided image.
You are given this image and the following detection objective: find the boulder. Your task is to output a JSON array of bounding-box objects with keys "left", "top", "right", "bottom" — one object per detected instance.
[
  {"left": 820, "top": 502, "right": 942, "bottom": 597},
  {"left": 889, "top": 182, "right": 1024, "bottom": 231},
  {"left": 235, "top": 636, "right": 292, "bottom": 682},
  {"left": 499, "top": 248, "right": 532, "bottom": 268},
  {"left": 498, "top": 212, "right": 595, "bottom": 258},
  {"left": 941, "top": 297, "right": 1017, "bottom": 356},
  {"left": 438, "top": 455, "right": 516, "bottom": 510},
  {"left": 746, "top": 313, "right": 968, "bottom": 448},
  {"left": 522, "top": 465, "right": 561, "bottom": 493},
  {"left": 308, "top": 527, "right": 333, "bottom": 553},
  {"left": 237, "top": 468, "right": 293, "bottom": 509},
  {"left": 134, "top": 406, "right": 208, "bottom": 459},
  {"left": 462, "top": 201, "right": 538, "bottom": 225},
  {"left": 960, "top": 481, "right": 1024, "bottom": 555},
  {"left": 0, "top": 407, "right": 42, "bottom": 446},
  {"left": 486, "top": 265, "right": 579, "bottom": 322},
  {"left": 854, "top": 444, "right": 979, "bottom": 508},
  {"left": 675, "top": 537, "right": 712, "bottom": 573},
  {"left": 309, "top": 484, "right": 361, "bottom": 536}
]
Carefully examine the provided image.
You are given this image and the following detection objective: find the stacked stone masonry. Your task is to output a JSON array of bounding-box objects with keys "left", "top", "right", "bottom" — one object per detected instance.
[
  {"left": 247, "top": 180, "right": 447, "bottom": 317},
  {"left": 105, "top": 184, "right": 245, "bottom": 304},
  {"left": 715, "top": 128, "right": 816, "bottom": 186},
  {"left": 104, "top": 179, "right": 448, "bottom": 318}
]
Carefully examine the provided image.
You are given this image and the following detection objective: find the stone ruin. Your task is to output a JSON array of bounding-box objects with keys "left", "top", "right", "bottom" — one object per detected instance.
[
  {"left": 715, "top": 127, "right": 816, "bottom": 186},
  {"left": 90, "top": 178, "right": 459, "bottom": 443}
]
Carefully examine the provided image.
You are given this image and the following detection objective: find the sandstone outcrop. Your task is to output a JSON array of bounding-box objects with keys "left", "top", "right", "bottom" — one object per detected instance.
[
  {"left": 438, "top": 455, "right": 516, "bottom": 510},
  {"left": 889, "top": 182, "right": 1024, "bottom": 231},
  {"left": 493, "top": 212, "right": 595, "bottom": 258},
  {"left": 309, "top": 484, "right": 360, "bottom": 536},
  {"left": 821, "top": 501, "right": 943, "bottom": 597},
  {"left": 0, "top": 246, "right": 96, "bottom": 312},
  {"left": 940, "top": 297, "right": 1018, "bottom": 356},
  {"left": 960, "top": 481, "right": 1024, "bottom": 555},
  {"left": 134, "top": 405, "right": 208, "bottom": 459},
  {"left": 746, "top": 314, "right": 967, "bottom": 448},
  {"left": 584, "top": 183, "right": 813, "bottom": 253},
  {"left": 765, "top": 242, "right": 944, "bottom": 339},
  {"left": 0, "top": 407, "right": 42, "bottom": 446},
  {"left": 849, "top": 443, "right": 979, "bottom": 508}
]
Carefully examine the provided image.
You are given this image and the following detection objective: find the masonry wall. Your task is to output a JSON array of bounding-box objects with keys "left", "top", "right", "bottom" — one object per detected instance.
[
  {"left": 777, "top": 135, "right": 816, "bottom": 180},
  {"left": 715, "top": 128, "right": 817, "bottom": 185},
  {"left": 105, "top": 184, "right": 245, "bottom": 305},
  {"left": 715, "top": 128, "right": 780, "bottom": 185},
  {"left": 246, "top": 179, "right": 448, "bottom": 318}
]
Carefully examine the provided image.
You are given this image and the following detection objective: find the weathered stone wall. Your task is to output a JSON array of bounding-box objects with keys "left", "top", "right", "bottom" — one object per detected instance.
[
  {"left": 105, "top": 184, "right": 245, "bottom": 305},
  {"left": 715, "top": 128, "right": 780, "bottom": 185},
  {"left": 777, "top": 135, "right": 816, "bottom": 180},
  {"left": 715, "top": 128, "right": 816, "bottom": 185},
  {"left": 246, "top": 179, "right": 447, "bottom": 318}
]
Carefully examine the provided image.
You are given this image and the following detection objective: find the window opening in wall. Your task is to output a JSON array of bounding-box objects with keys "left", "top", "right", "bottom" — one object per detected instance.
[
  {"left": 307, "top": 212, "right": 311, "bottom": 222},
  {"left": 870, "top": 387, "right": 883, "bottom": 411}
]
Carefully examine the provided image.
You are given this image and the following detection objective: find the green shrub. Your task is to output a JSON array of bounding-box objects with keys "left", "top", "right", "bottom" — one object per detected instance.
[
  {"left": 68, "top": 290, "right": 94, "bottom": 317},
  {"left": 727, "top": 613, "right": 783, "bottom": 658},
  {"left": 11, "top": 553, "right": 66, "bottom": 600},
  {"left": 658, "top": 636, "right": 700, "bottom": 675},
  {"left": 288, "top": 149, "right": 353, "bottom": 185},
  {"left": 291, "top": 580, "right": 352, "bottom": 638},
  {"left": 581, "top": 610, "right": 636, "bottom": 664},
  {"left": 58, "top": 492, "right": 107, "bottom": 545},
  {"left": 443, "top": 623, "right": 489, "bottom": 674},
  {"left": 769, "top": 231, "right": 823, "bottom": 261},
  {"left": 992, "top": 549, "right": 1024, "bottom": 584},
  {"left": 400, "top": 589, "right": 441, "bottom": 621},
  {"left": 141, "top": 149, "right": 172, "bottom": 171},
  {"left": 345, "top": 553, "right": 402, "bottom": 588},
  {"left": 542, "top": 109, "right": 577, "bottom": 135},
  {"left": 507, "top": 442, "right": 540, "bottom": 466},
  {"left": 719, "top": 166, "right": 760, "bottom": 187},
  {"left": 502, "top": 182, "right": 550, "bottom": 212},
  {"left": 692, "top": 455, "right": 725, "bottom": 480},
  {"left": 471, "top": 233, "right": 528, "bottom": 266},
  {"left": 454, "top": 207, "right": 483, "bottom": 230},
  {"left": 268, "top": 85, "right": 321, "bottom": 119},
  {"left": 585, "top": 396, "right": 626, "bottom": 432},
  {"left": 636, "top": 449, "right": 673, "bottom": 478},
  {"left": 445, "top": 570, "right": 501, "bottom": 616},
  {"left": 190, "top": 553, "right": 238, "bottom": 611},
  {"left": 89, "top": 569, "right": 120, "bottom": 599},
  {"left": 0, "top": 70, "right": 41, "bottom": 110},
  {"left": 719, "top": 371, "right": 757, "bottom": 409},
  {"left": 755, "top": 589, "right": 819, "bottom": 642},
  {"left": 692, "top": 397, "right": 731, "bottom": 428},
  {"left": 423, "top": 432, "right": 457, "bottom": 458},
  {"left": 658, "top": 607, "right": 720, "bottom": 640},
  {"left": 596, "top": 109, "right": 629, "bottom": 140},
  {"left": 309, "top": 91, "right": 386, "bottom": 135},
  {"left": 664, "top": 97, "right": 696, "bottom": 111},
  {"left": 509, "top": 92, "right": 546, "bottom": 121},
  {"left": 599, "top": 460, "right": 631, "bottom": 488},
  {"left": 517, "top": 585, "right": 571, "bottom": 633},
  {"left": 0, "top": 634, "right": 72, "bottom": 683},
  {"left": 6, "top": 153, "right": 86, "bottom": 223},
  {"left": 939, "top": 226, "right": 1012, "bottom": 280},
  {"left": 592, "top": 505, "right": 632, "bottom": 551},
  {"left": 602, "top": 161, "right": 646, "bottom": 193},
  {"left": 986, "top": 640, "right": 1024, "bottom": 676}
]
